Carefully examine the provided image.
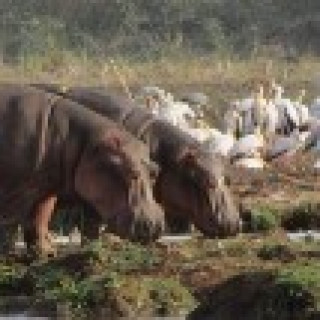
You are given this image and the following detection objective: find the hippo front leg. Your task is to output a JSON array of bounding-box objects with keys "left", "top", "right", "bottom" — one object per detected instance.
[{"left": 35, "top": 194, "right": 58, "bottom": 257}]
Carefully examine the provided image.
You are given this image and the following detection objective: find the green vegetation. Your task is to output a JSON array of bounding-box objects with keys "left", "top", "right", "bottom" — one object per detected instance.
[
  {"left": 0, "top": 232, "right": 319, "bottom": 318},
  {"left": 261, "top": 263, "right": 320, "bottom": 319},
  {"left": 0, "top": 263, "right": 25, "bottom": 295},
  {"left": 84, "top": 239, "right": 163, "bottom": 273},
  {"left": 0, "top": 0, "right": 319, "bottom": 62},
  {"left": 3, "top": 240, "right": 193, "bottom": 317},
  {"left": 113, "top": 276, "right": 196, "bottom": 317},
  {"left": 248, "top": 204, "right": 280, "bottom": 233}
]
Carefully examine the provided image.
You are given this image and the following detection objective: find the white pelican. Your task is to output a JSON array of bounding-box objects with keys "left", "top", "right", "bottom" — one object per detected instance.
[
  {"left": 187, "top": 126, "right": 221, "bottom": 143},
  {"left": 237, "top": 85, "right": 268, "bottom": 135},
  {"left": 223, "top": 101, "right": 242, "bottom": 136},
  {"left": 229, "top": 126, "right": 264, "bottom": 160},
  {"left": 303, "top": 120, "right": 320, "bottom": 151},
  {"left": 272, "top": 86, "right": 299, "bottom": 134},
  {"left": 181, "top": 92, "right": 209, "bottom": 108},
  {"left": 203, "top": 129, "right": 235, "bottom": 157},
  {"left": 263, "top": 100, "right": 279, "bottom": 136},
  {"left": 292, "top": 89, "right": 309, "bottom": 130},
  {"left": 156, "top": 92, "right": 196, "bottom": 130},
  {"left": 233, "top": 153, "right": 265, "bottom": 170},
  {"left": 135, "top": 86, "right": 166, "bottom": 116},
  {"left": 136, "top": 87, "right": 196, "bottom": 129},
  {"left": 309, "top": 98, "right": 320, "bottom": 121},
  {"left": 266, "top": 130, "right": 309, "bottom": 159}
]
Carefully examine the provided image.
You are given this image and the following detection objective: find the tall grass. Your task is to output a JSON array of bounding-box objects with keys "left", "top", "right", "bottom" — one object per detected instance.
[{"left": 1, "top": 52, "right": 320, "bottom": 124}]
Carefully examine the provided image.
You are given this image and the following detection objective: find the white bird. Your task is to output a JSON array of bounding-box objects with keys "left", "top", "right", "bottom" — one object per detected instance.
[
  {"left": 187, "top": 127, "right": 221, "bottom": 143},
  {"left": 229, "top": 127, "right": 264, "bottom": 160},
  {"left": 181, "top": 92, "right": 209, "bottom": 108},
  {"left": 137, "top": 86, "right": 166, "bottom": 99},
  {"left": 234, "top": 95, "right": 256, "bottom": 135},
  {"left": 292, "top": 89, "right": 309, "bottom": 129},
  {"left": 236, "top": 86, "right": 268, "bottom": 135},
  {"left": 272, "top": 86, "right": 299, "bottom": 134},
  {"left": 158, "top": 95, "right": 196, "bottom": 131},
  {"left": 135, "top": 86, "right": 166, "bottom": 116},
  {"left": 266, "top": 130, "right": 309, "bottom": 159},
  {"left": 309, "top": 98, "right": 320, "bottom": 120},
  {"left": 136, "top": 87, "right": 196, "bottom": 130},
  {"left": 233, "top": 156, "right": 265, "bottom": 170},
  {"left": 303, "top": 120, "right": 320, "bottom": 151},
  {"left": 223, "top": 102, "right": 242, "bottom": 135},
  {"left": 203, "top": 129, "right": 235, "bottom": 157},
  {"left": 263, "top": 100, "right": 279, "bottom": 136},
  {"left": 294, "top": 103, "right": 309, "bottom": 128},
  {"left": 187, "top": 128, "right": 211, "bottom": 142}
]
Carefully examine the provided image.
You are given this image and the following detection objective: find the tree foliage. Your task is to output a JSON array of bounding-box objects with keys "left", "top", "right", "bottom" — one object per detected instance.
[{"left": 0, "top": 0, "right": 319, "bottom": 60}]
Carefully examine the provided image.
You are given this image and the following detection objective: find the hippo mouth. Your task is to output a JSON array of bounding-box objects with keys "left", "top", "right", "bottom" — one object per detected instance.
[
  {"left": 193, "top": 178, "right": 240, "bottom": 238},
  {"left": 126, "top": 176, "right": 164, "bottom": 243},
  {"left": 104, "top": 207, "right": 162, "bottom": 244}
]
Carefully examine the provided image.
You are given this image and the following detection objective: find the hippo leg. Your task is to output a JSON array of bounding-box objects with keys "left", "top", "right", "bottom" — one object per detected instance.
[
  {"left": 25, "top": 194, "right": 58, "bottom": 257},
  {"left": 35, "top": 194, "right": 58, "bottom": 256}
]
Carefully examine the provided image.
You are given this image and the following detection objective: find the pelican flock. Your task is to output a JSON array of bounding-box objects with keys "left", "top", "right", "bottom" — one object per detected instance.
[{"left": 135, "top": 81, "right": 319, "bottom": 171}]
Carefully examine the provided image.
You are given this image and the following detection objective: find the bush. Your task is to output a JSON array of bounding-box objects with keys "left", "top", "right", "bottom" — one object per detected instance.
[
  {"left": 263, "top": 263, "right": 320, "bottom": 319},
  {"left": 0, "top": 263, "right": 26, "bottom": 295},
  {"left": 190, "top": 264, "right": 320, "bottom": 320},
  {"left": 249, "top": 205, "right": 279, "bottom": 233},
  {"left": 115, "top": 276, "right": 196, "bottom": 317},
  {"left": 281, "top": 202, "right": 320, "bottom": 231},
  {"left": 32, "top": 267, "right": 119, "bottom": 310}
]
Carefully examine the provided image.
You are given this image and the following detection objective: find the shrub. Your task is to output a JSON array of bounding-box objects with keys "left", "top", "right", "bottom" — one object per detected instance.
[
  {"left": 249, "top": 205, "right": 279, "bottom": 233},
  {"left": 115, "top": 276, "right": 196, "bottom": 317},
  {"left": 281, "top": 202, "right": 320, "bottom": 231},
  {"left": 190, "top": 265, "right": 320, "bottom": 320},
  {"left": 32, "top": 267, "right": 119, "bottom": 310},
  {"left": 262, "top": 263, "right": 320, "bottom": 319},
  {"left": 0, "top": 263, "right": 25, "bottom": 295}
]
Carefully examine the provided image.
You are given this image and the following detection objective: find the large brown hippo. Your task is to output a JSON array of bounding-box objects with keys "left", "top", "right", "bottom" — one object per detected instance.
[
  {"left": 0, "top": 84, "right": 164, "bottom": 255},
  {"left": 32, "top": 84, "right": 240, "bottom": 237}
]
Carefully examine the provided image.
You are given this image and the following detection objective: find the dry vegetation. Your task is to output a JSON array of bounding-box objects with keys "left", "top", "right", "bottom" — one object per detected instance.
[{"left": 1, "top": 56, "right": 319, "bottom": 125}]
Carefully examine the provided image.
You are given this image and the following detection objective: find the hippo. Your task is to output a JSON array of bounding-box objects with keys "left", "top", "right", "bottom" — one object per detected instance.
[
  {"left": 32, "top": 84, "right": 240, "bottom": 237},
  {"left": 0, "top": 84, "right": 164, "bottom": 255}
]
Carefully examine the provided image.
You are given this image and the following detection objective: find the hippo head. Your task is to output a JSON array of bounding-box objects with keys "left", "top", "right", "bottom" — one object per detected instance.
[
  {"left": 74, "top": 130, "right": 164, "bottom": 244},
  {"left": 176, "top": 146, "right": 240, "bottom": 238}
]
